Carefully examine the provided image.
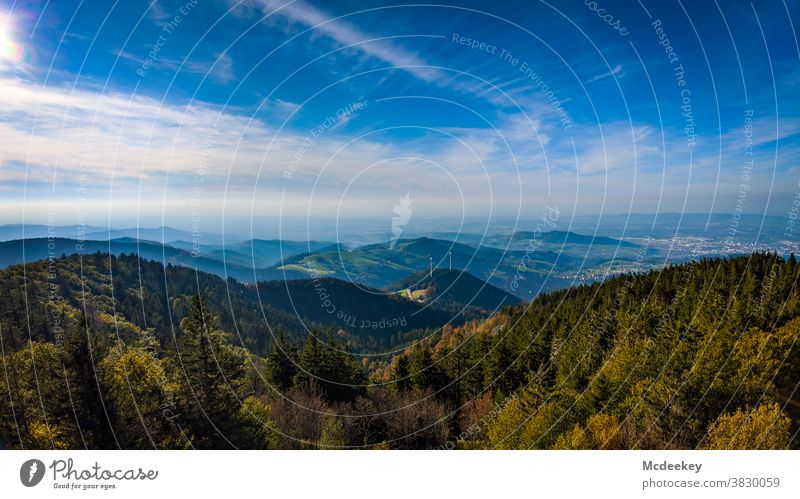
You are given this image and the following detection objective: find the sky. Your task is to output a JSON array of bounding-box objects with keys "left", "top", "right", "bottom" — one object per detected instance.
[{"left": 0, "top": 0, "right": 798, "bottom": 238}]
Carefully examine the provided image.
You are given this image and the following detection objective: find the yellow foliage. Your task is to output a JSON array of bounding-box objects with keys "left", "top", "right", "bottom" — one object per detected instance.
[
  {"left": 319, "top": 413, "right": 347, "bottom": 449},
  {"left": 99, "top": 344, "right": 175, "bottom": 414},
  {"left": 238, "top": 395, "right": 280, "bottom": 449},
  {"left": 703, "top": 403, "right": 790, "bottom": 450},
  {"left": 27, "top": 420, "right": 72, "bottom": 449},
  {"left": 553, "top": 424, "right": 590, "bottom": 449},
  {"left": 486, "top": 398, "right": 527, "bottom": 449},
  {"left": 585, "top": 413, "right": 624, "bottom": 449},
  {"left": 554, "top": 413, "right": 624, "bottom": 449}
]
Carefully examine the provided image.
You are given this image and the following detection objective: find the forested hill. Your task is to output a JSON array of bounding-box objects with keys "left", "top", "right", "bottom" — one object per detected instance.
[
  {"left": 0, "top": 252, "right": 304, "bottom": 354},
  {"left": 384, "top": 252, "right": 800, "bottom": 449},
  {"left": 0, "top": 253, "right": 472, "bottom": 355},
  {"left": 1, "top": 252, "right": 798, "bottom": 450},
  {"left": 389, "top": 268, "right": 521, "bottom": 311}
]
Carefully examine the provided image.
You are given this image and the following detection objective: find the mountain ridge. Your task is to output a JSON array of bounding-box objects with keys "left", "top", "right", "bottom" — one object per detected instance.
[{"left": 389, "top": 268, "right": 521, "bottom": 312}]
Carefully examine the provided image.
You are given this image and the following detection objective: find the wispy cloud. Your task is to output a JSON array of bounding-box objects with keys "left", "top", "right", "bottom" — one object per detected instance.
[
  {"left": 115, "top": 49, "right": 236, "bottom": 84},
  {"left": 1, "top": 73, "right": 793, "bottom": 224},
  {"left": 0, "top": 76, "right": 552, "bottom": 222},
  {"left": 585, "top": 63, "right": 624, "bottom": 84},
  {"left": 251, "top": 0, "right": 444, "bottom": 82},
  {"left": 147, "top": 0, "right": 171, "bottom": 22},
  {"left": 242, "top": 0, "right": 531, "bottom": 109}
]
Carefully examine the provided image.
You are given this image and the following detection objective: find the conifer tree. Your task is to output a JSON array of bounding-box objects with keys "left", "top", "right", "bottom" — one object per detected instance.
[
  {"left": 390, "top": 355, "right": 411, "bottom": 392},
  {"left": 267, "top": 329, "right": 297, "bottom": 391},
  {"left": 62, "top": 311, "right": 114, "bottom": 448},
  {"left": 176, "top": 294, "right": 244, "bottom": 448}
]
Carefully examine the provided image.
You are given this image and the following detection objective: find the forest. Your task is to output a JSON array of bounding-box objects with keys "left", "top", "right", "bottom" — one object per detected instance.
[{"left": 0, "top": 252, "right": 798, "bottom": 449}]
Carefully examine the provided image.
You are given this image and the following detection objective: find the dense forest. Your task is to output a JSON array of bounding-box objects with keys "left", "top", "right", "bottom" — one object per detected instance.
[
  {"left": 0, "top": 252, "right": 798, "bottom": 449},
  {"left": 0, "top": 253, "right": 474, "bottom": 355}
]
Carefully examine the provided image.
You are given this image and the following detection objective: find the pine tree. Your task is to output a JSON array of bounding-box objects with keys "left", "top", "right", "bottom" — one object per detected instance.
[
  {"left": 62, "top": 311, "right": 115, "bottom": 448},
  {"left": 390, "top": 355, "right": 411, "bottom": 392},
  {"left": 267, "top": 329, "right": 297, "bottom": 391},
  {"left": 409, "top": 345, "right": 443, "bottom": 390},
  {"left": 176, "top": 294, "right": 244, "bottom": 448},
  {"left": 294, "top": 331, "right": 323, "bottom": 388},
  {"left": 294, "top": 331, "right": 364, "bottom": 401}
]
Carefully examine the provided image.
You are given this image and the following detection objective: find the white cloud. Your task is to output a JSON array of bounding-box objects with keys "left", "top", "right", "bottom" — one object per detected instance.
[
  {"left": 2, "top": 73, "right": 791, "bottom": 228},
  {"left": 147, "top": 0, "right": 172, "bottom": 22},
  {"left": 245, "top": 0, "right": 530, "bottom": 108},
  {"left": 252, "top": 0, "right": 444, "bottom": 82},
  {"left": 0, "top": 77, "right": 501, "bottom": 209},
  {"left": 585, "top": 63, "right": 624, "bottom": 84}
]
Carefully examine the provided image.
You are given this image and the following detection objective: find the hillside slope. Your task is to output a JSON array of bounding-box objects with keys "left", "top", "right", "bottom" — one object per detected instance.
[
  {"left": 0, "top": 253, "right": 473, "bottom": 354},
  {"left": 383, "top": 253, "right": 800, "bottom": 449},
  {"left": 206, "top": 239, "right": 337, "bottom": 267},
  {"left": 1, "top": 253, "right": 798, "bottom": 449},
  {"left": 256, "top": 278, "right": 470, "bottom": 349},
  {"left": 276, "top": 236, "right": 571, "bottom": 298},
  {"left": 389, "top": 268, "right": 521, "bottom": 311}
]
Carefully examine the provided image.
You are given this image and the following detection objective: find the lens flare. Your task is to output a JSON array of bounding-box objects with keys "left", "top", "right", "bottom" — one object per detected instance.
[{"left": 0, "top": 14, "right": 27, "bottom": 66}]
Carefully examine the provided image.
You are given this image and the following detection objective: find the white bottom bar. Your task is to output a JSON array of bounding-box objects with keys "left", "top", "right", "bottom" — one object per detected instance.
[{"left": 1, "top": 450, "right": 798, "bottom": 498}]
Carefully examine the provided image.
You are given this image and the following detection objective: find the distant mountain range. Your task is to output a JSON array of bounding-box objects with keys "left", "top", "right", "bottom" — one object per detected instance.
[
  {"left": 0, "top": 225, "right": 671, "bottom": 301},
  {"left": 2, "top": 215, "right": 790, "bottom": 246},
  {"left": 0, "top": 236, "right": 566, "bottom": 300},
  {"left": 202, "top": 239, "right": 339, "bottom": 267},
  {"left": 0, "top": 224, "right": 233, "bottom": 244},
  {"left": 0, "top": 237, "right": 305, "bottom": 283},
  {"left": 511, "top": 230, "right": 637, "bottom": 247},
  {"left": 276, "top": 236, "right": 572, "bottom": 298}
]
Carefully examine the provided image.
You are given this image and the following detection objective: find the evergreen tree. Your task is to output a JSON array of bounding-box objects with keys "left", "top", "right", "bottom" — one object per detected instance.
[
  {"left": 62, "top": 311, "right": 115, "bottom": 448},
  {"left": 267, "top": 329, "right": 297, "bottom": 391},
  {"left": 294, "top": 331, "right": 323, "bottom": 388},
  {"left": 294, "top": 331, "right": 364, "bottom": 401},
  {"left": 409, "top": 345, "right": 443, "bottom": 391},
  {"left": 390, "top": 355, "right": 411, "bottom": 392},
  {"left": 176, "top": 294, "right": 244, "bottom": 448}
]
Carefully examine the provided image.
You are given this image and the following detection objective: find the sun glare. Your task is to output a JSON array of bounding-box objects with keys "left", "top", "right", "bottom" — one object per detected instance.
[{"left": 0, "top": 14, "right": 24, "bottom": 65}]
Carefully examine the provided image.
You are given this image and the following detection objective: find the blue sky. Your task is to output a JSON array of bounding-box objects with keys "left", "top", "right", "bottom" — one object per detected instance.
[{"left": 0, "top": 0, "right": 798, "bottom": 235}]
